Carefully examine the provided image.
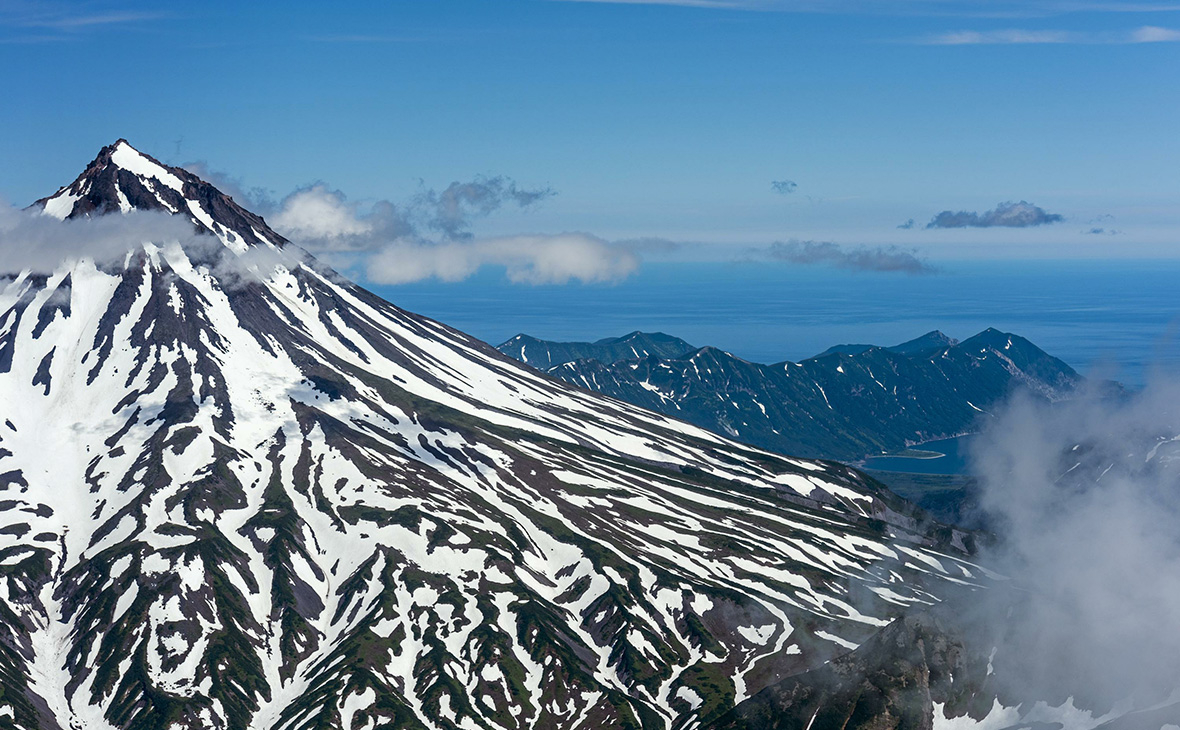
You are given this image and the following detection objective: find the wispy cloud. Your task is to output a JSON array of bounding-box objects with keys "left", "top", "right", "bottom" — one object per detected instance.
[
  {"left": 181, "top": 161, "right": 276, "bottom": 213},
  {"left": 553, "top": 0, "right": 1180, "bottom": 15},
  {"left": 612, "top": 236, "right": 684, "bottom": 254},
  {"left": 269, "top": 185, "right": 409, "bottom": 252},
  {"left": 0, "top": 201, "right": 191, "bottom": 273},
  {"left": 0, "top": 200, "right": 300, "bottom": 293},
  {"left": 26, "top": 10, "right": 163, "bottom": 29},
  {"left": 0, "top": 33, "right": 64, "bottom": 43},
  {"left": 925, "top": 201, "right": 1063, "bottom": 229},
  {"left": 365, "top": 233, "right": 639, "bottom": 285},
  {"left": 0, "top": 2, "right": 165, "bottom": 41},
  {"left": 304, "top": 34, "right": 425, "bottom": 43},
  {"left": 1083, "top": 213, "right": 1120, "bottom": 235},
  {"left": 917, "top": 25, "right": 1180, "bottom": 44},
  {"left": 921, "top": 28, "right": 1075, "bottom": 44},
  {"left": 4, "top": 176, "right": 633, "bottom": 287},
  {"left": 1130, "top": 24, "right": 1180, "bottom": 41},
  {"left": 414, "top": 176, "right": 554, "bottom": 240},
  {"left": 194, "top": 170, "right": 631, "bottom": 286},
  {"left": 553, "top": 0, "right": 751, "bottom": 8},
  {"left": 760, "top": 239, "right": 936, "bottom": 274},
  {"left": 181, "top": 168, "right": 555, "bottom": 251}
]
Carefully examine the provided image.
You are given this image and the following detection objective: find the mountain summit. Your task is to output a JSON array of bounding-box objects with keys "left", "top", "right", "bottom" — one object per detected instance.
[
  {"left": 0, "top": 144, "right": 981, "bottom": 730},
  {"left": 35, "top": 139, "right": 285, "bottom": 250}
]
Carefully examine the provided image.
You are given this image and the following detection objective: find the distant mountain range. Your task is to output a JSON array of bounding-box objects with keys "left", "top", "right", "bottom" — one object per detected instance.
[{"left": 498, "top": 329, "right": 1082, "bottom": 460}]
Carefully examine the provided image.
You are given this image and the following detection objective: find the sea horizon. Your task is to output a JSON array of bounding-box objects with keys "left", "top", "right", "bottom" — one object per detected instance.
[{"left": 375, "top": 257, "right": 1180, "bottom": 388}]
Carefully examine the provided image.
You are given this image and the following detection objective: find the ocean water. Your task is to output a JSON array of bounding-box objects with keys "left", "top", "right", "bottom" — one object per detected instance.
[{"left": 373, "top": 259, "right": 1180, "bottom": 388}]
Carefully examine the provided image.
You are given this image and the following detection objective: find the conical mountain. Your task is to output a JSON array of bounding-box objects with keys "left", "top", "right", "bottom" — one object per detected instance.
[
  {"left": 36, "top": 139, "right": 285, "bottom": 250},
  {"left": 0, "top": 141, "right": 981, "bottom": 730}
]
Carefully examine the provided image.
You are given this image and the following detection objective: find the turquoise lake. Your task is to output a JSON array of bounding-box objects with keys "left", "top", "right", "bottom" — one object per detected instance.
[{"left": 860, "top": 436, "right": 973, "bottom": 475}]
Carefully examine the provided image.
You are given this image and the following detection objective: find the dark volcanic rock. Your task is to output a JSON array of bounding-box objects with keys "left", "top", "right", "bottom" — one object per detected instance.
[{"left": 708, "top": 605, "right": 986, "bottom": 730}]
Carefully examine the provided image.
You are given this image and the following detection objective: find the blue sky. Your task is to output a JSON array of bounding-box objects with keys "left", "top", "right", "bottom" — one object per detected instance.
[{"left": 2, "top": 0, "right": 1179, "bottom": 281}]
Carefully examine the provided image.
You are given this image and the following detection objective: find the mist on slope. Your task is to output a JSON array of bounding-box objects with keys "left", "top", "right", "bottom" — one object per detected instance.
[
  {"left": 0, "top": 201, "right": 301, "bottom": 288},
  {"left": 968, "top": 376, "right": 1180, "bottom": 710},
  {"left": 0, "top": 201, "right": 192, "bottom": 272}
]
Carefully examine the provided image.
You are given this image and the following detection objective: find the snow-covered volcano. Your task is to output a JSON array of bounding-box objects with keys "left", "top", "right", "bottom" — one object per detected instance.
[{"left": 0, "top": 141, "right": 982, "bottom": 730}]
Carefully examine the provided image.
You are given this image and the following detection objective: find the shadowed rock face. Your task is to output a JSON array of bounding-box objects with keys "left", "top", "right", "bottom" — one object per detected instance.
[
  {"left": 0, "top": 142, "right": 984, "bottom": 730},
  {"left": 709, "top": 591, "right": 1180, "bottom": 730},
  {"left": 708, "top": 604, "right": 984, "bottom": 730}
]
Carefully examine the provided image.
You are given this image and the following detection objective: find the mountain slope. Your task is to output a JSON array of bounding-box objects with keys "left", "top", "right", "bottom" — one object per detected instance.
[
  {"left": 0, "top": 141, "right": 983, "bottom": 730},
  {"left": 498, "top": 330, "right": 1080, "bottom": 460},
  {"left": 812, "top": 331, "right": 959, "bottom": 359},
  {"left": 886, "top": 330, "right": 959, "bottom": 357},
  {"left": 497, "top": 332, "right": 697, "bottom": 371}
]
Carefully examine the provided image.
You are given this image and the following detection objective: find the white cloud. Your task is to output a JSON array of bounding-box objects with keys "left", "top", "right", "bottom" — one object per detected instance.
[
  {"left": 923, "top": 29, "right": 1075, "bottom": 44},
  {"left": 1130, "top": 24, "right": 1180, "bottom": 41},
  {"left": 0, "top": 200, "right": 307, "bottom": 295},
  {"left": 0, "top": 3, "right": 165, "bottom": 43},
  {"left": 970, "top": 379, "right": 1180, "bottom": 704},
  {"left": 27, "top": 11, "right": 164, "bottom": 29},
  {"left": 364, "top": 233, "right": 639, "bottom": 285},
  {"left": 260, "top": 177, "right": 628, "bottom": 286},
  {"left": 919, "top": 25, "right": 1180, "bottom": 44},
  {"left": 270, "top": 185, "right": 380, "bottom": 247},
  {"left": 554, "top": 0, "right": 748, "bottom": 6},
  {"left": 174, "top": 161, "right": 631, "bottom": 286},
  {"left": 761, "top": 239, "right": 935, "bottom": 274},
  {"left": 0, "top": 201, "right": 194, "bottom": 273},
  {"left": 265, "top": 175, "right": 553, "bottom": 255},
  {"left": 553, "top": 0, "right": 1180, "bottom": 14}
]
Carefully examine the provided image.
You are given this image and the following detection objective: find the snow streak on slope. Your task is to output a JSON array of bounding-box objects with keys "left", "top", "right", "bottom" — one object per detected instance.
[{"left": 0, "top": 141, "right": 981, "bottom": 730}]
